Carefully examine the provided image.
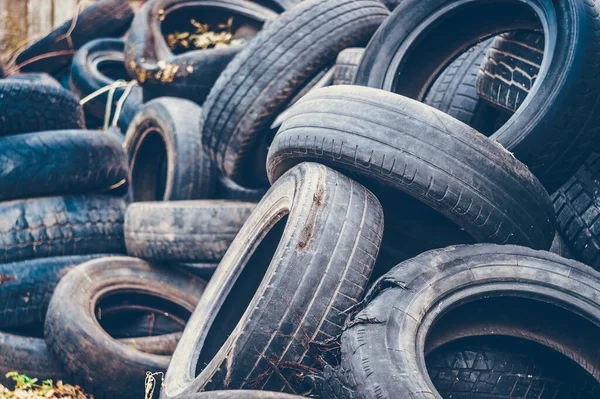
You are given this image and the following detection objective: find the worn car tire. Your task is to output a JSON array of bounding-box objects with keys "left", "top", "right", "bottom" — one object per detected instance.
[
  {"left": 162, "top": 162, "right": 384, "bottom": 396},
  {"left": 125, "top": 201, "right": 255, "bottom": 263},
  {"left": 202, "top": 0, "right": 389, "bottom": 187},
  {"left": 423, "top": 40, "right": 492, "bottom": 127},
  {"left": 353, "top": 0, "right": 600, "bottom": 192},
  {"left": 268, "top": 86, "right": 555, "bottom": 258},
  {"left": 333, "top": 48, "right": 364, "bottom": 86},
  {"left": 327, "top": 244, "right": 600, "bottom": 399},
  {"left": 70, "top": 38, "right": 142, "bottom": 132},
  {"left": 0, "top": 196, "right": 126, "bottom": 263},
  {"left": 125, "top": 0, "right": 277, "bottom": 104},
  {"left": 15, "top": 0, "right": 134, "bottom": 75},
  {"left": 477, "top": 31, "right": 544, "bottom": 113},
  {"left": 124, "top": 97, "right": 215, "bottom": 201},
  {"left": 0, "top": 80, "right": 84, "bottom": 135},
  {"left": 552, "top": 153, "right": 600, "bottom": 270},
  {"left": 0, "top": 255, "right": 106, "bottom": 328},
  {"left": 0, "top": 130, "right": 128, "bottom": 200},
  {"left": 44, "top": 256, "right": 206, "bottom": 399}
]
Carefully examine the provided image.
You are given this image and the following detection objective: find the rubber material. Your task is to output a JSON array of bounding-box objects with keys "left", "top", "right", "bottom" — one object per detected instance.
[
  {"left": 124, "top": 97, "right": 215, "bottom": 201},
  {"left": 202, "top": 0, "right": 389, "bottom": 187},
  {"left": 0, "top": 195, "right": 126, "bottom": 263},
  {"left": 162, "top": 162, "right": 384, "bottom": 396},
  {"left": 332, "top": 48, "right": 364, "bottom": 86},
  {"left": 125, "top": 201, "right": 255, "bottom": 263}
]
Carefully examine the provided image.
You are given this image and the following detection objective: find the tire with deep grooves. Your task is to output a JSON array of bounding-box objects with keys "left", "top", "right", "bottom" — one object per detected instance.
[
  {"left": 327, "top": 244, "right": 600, "bottom": 398},
  {"left": 552, "top": 153, "right": 600, "bottom": 270},
  {"left": 44, "top": 257, "right": 206, "bottom": 399},
  {"left": 0, "top": 196, "right": 126, "bottom": 263},
  {"left": 124, "top": 0, "right": 277, "bottom": 104},
  {"left": 352, "top": 0, "right": 600, "bottom": 192},
  {"left": 267, "top": 86, "right": 555, "bottom": 254},
  {"left": 125, "top": 201, "right": 255, "bottom": 263},
  {"left": 124, "top": 97, "right": 215, "bottom": 201},
  {"left": 15, "top": 0, "right": 134, "bottom": 75},
  {"left": 477, "top": 31, "right": 544, "bottom": 113},
  {"left": 0, "top": 80, "right": 84, "bottom": 136},
  {"left": 202, "top": 0, "right": 389, "bottom": 187},
  {"left": 162, "top": 162, "right": 384, "bottom": 396},
  {"left": 0, "top": 130, "right": 128, "bottom": 200}
]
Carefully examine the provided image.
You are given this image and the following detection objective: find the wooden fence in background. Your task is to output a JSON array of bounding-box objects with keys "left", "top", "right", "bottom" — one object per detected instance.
[{"left": 0, "top": 0, "right": 141, "bottom": 62}]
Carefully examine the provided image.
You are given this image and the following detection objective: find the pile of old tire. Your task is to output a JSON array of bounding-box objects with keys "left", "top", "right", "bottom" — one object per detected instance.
[
  {"left": 2, "top": 0, "right": 600, "bottom": 398},
  {"left": 0, "top": 74, "right": 130, "bottom": 387}
]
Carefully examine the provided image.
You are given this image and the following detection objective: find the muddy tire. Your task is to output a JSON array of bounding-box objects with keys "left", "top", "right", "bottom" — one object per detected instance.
[
  {"left": 0, "top": 80, "right": 84, "bottom": 136},
  {"left": 333, "top": 48, "right": 364, "bottom": 86},
  {"left": 124, "top": 97, "right": 215, "bottom": 201},
  {"left": 552, "top": 153, "right": 600, "bottom": 270},
  {"left": 267, "top": 86, "right": 555, "bottom": 259},
  {"left": 44, "top": 256, "right": 206, "bottom": 399},
  {"left": 477, "top": 31, "right": 544, "bottom": 113},
  {"left": 353, "top": 0, "right": 600, "bottom": 192},
  {"left": 202, "top": 0, "right": 389, "bottom": 187},
  {"left": 328, "top": 244, "right": 600, "bottom": 398},
  {"left": 125, "top": 201, "right": 255, "bottom": 263},
  {"left": 15, "top": 0, "right": 133, "bottom": 75},
  {"left": 0, "top": 196, "right": 126, "bottom": 263},
  {"left": 124, "top": 0, "right": 277, "bottom": 104},
  {"left": 162, "top": 163, "right": 384, "bottom": 396},
  {"left": 0, "top": 130, "right": 128, "bottom": 200}
]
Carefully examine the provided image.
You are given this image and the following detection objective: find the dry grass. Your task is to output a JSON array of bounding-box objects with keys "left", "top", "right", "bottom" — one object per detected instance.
[{"left": 0, "top": 372, "right": 92, "bottom": 399}]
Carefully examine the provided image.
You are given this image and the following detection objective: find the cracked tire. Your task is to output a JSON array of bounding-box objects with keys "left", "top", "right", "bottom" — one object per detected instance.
[
  {"left": 162, "top": 162, "right": 384, "bottom": 396},
  {"left": 267, "top": 86, "right": 555, "bottom": 262},
  {"left": 124, "top": 97, "right": 215, "bottom": 201},
  {"left": 328, "top": 244, "right": 600, "bottom": 399},
  {"left": 125, "top": 201, "right": 255, "bottom": 263},
  {"left": 0, "top": 129, "right": 128, "bottom": 201},
  {"left": 352, "top": 0, "right": 600, "bottom": 192},
  {"left": 333, "top": 48, "right": 364, "bottom": 86},
  {"left": 477, "top": 31, "right": 544, "bottom": 113},
  {"left": 44, "top": 256, "right": 206, "bottom": 399},
  {"left": 552, "top": 153, "right": 600, "bottom": 270},
  {"left": 0, "top": 255, "right": 106, "bottom": 328},
  {"left": 0, "top": 80, "right": 84, "bottom": 136},
  {"left": 70, "top": 38, "right": 142, "bottom": 132},
  {"left": 0, "top": 195, "right": 126, "bottom": 263},
  {"left": 124, "top": 0, "right": 277, "bottom": 104},
  {"left": 202, "top": 0, "right": 389, "bottom": 187},
  {"left": 15, "top": 0, "right": 133, "bottom": 75}
]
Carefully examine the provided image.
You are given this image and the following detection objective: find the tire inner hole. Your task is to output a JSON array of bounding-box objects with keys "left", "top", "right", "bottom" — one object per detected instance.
[
  {"left": 194, "top": 214, "right": 289, "bottom": 377},
  {"left": 131, "top": 128, "right": 168, "bottom": 201}
]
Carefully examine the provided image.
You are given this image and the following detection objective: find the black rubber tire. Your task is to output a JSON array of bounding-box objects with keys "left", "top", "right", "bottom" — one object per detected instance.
[
  {"left": 125, "top": 201, "right": 255, "bottom": 263},
  {"left": 6, "top": 73, "right": 61, "bottom": 87},
  {"left": 44, "top": 256, "right": 206, "bottom": 399},
  {"left": 267, "top": 86, "right": 555, "bottom": 256},
  {"left": 0, "top": 255, "right": 107, "bottom": 328},
  {"left": 353, "top": 0, "right": 600, "bottom": 192},
  {"left": 177, "top": 392, "right": 304, "bottom": 398},
  {"left": 423, "top": 40, "right": 492, "bottom": 127},
  {"left": 162, "top": 162, "right": 384, "bottom": 396},
  {"left": 327, "top": 244, "right": 600, "bottom": 399},
  {"left": 70, "top": 38, "right": 143, "bottom": 132},
  {"left": 426, "top": 336, "right": 600, "bottom": 398},
  {"left": 124, "top": 97, "right": 215, "bottom": 201},
  {"left": 0, "top": 80, "right": 84, "bottom": 136},
  {"left": 0, "top": 129, "right": 128, "bottom": 201},
  {"left": 0, "top": 332, "right": 65, "bottom": 387},
  {"left": 332, "top": 48, "right": 364, "bottom": 86},
  {"left": 0, "top": 195, "right": 126, "bottom": 263},
  {"left": 124, "top": 0, "right": 277, "bottom": 104},
  {"left": 477, "top": 31, "right": 544, "bottom": 113},
  {"left": 552, "top": 153, "right": 600, "bottom": 270},
  {"left": 216, "top": 174, "right": 268, "bottom": 202},
  {"left": 15, "top": 0, "right": 134, "bottom": 75},
  {"left": 202, "top": 0, "right": 389, "bottom": 187}
]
